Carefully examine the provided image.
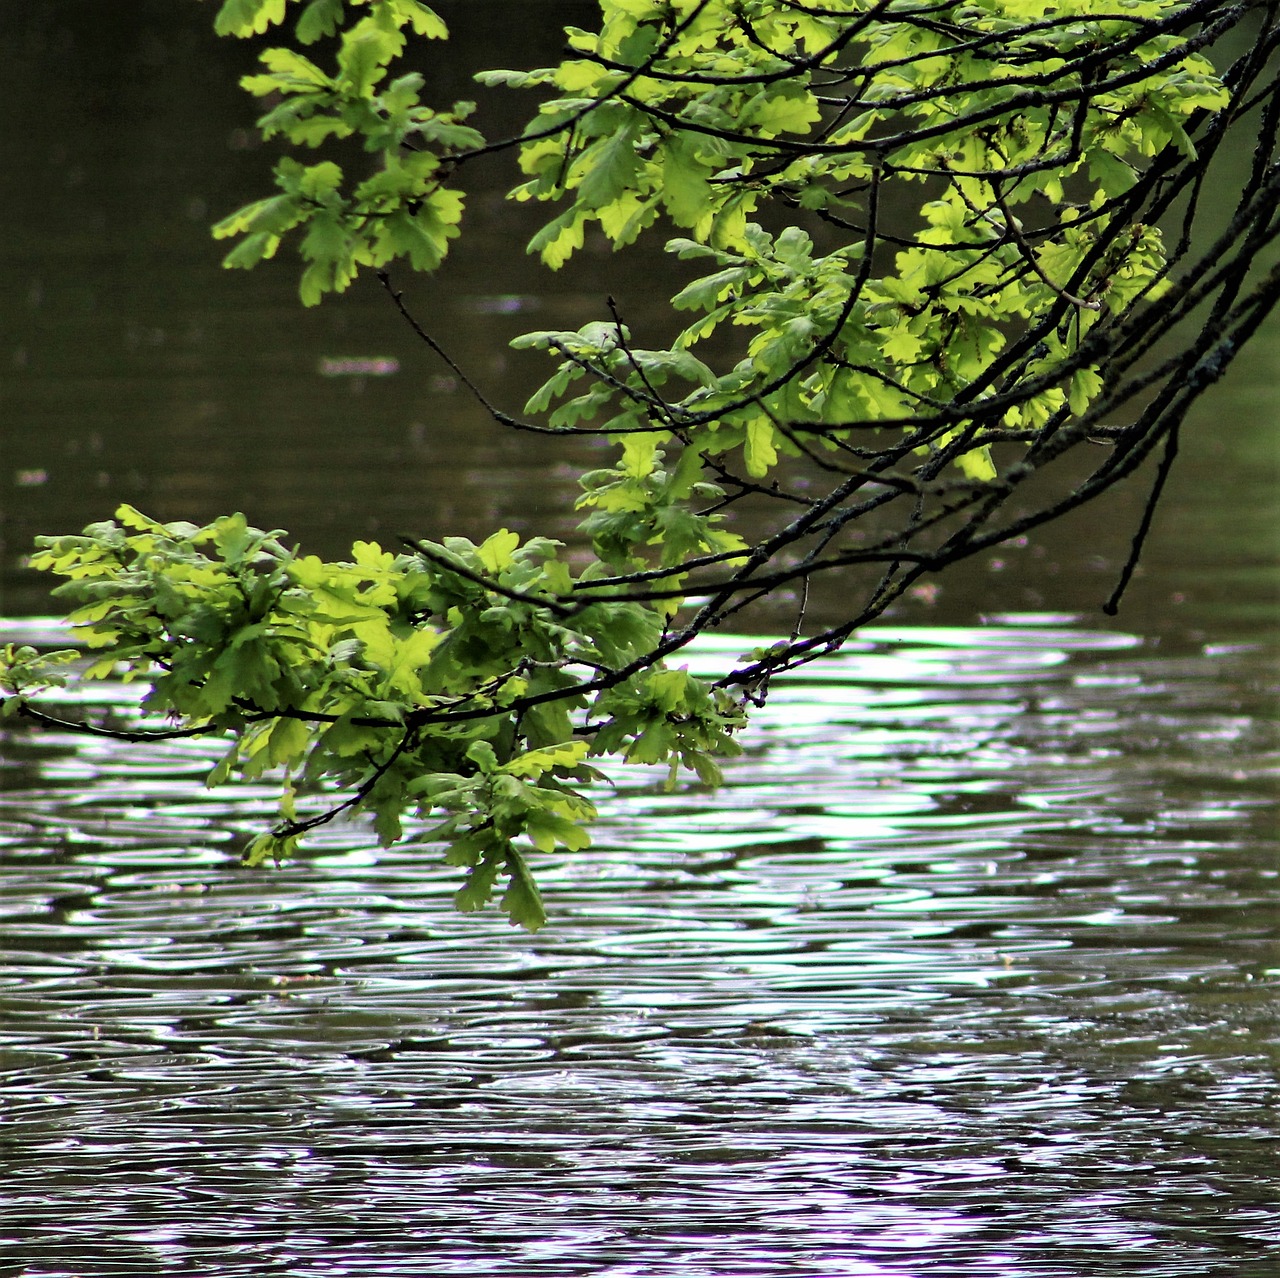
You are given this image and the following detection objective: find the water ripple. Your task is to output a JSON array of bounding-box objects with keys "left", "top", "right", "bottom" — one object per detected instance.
[{"left": 0, "top": 619, "right": 1275, "bottom": 1276}]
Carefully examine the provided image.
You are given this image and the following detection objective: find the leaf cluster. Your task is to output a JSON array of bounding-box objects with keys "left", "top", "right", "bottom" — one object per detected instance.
[
  {"left": 212, "top": 0, "right": 476, "bottom": 303},
  {"left": 22, "top": 505, "right": 743, "bottom": 928},
  {"left": 19, "top": 0, "right": 1280, "bottom": 925}
]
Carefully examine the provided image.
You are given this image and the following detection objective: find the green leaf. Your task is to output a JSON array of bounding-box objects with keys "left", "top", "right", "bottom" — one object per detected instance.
[
  {"left": 501, "top": 850, "right": 547, "bottom": 931},
  {"left": 881, "top": 324, "right": 923, "bottom": 365},
  {"left": 660, "top": 136, "right": 713, "bottom": 228},
  {"left": 242, "top": 831, "right": 297, "bottom": 866},
  {"left": 743, "top": 418, "right": 778, "bottom": 477},
  {"left": 393, "top": 0, "right": 448, "bottom": 40},
  {"left": 1087, "top": 147, "right": 1136, "bottom": 198},
  {"left": 296, "top": 0, "right": 344, "bottom": 43},
  {"left": 455, "top": 848, "right": 505, "bottom": 913},
  {"left": 672, "top": 266, "right": 749, "bottom": 312},
  {"left": 338, "top": 21, "right": 399, "bottom": 96},
  {"left": 955, "top": 444, "right": 996, "bottom": 483},
  {"left": 221, "top": 232, "right": 280, "bottom": 270},
  {"left": 1068, "top": 367, "right": 1105, "bottom": 417},
  {"left": 465, "top": 739, "right": 500, "bottom": 773},
  {"left": 215, "top": 0, "right": 287, "bottom": 37},
  {"left": 254, "top": 46, "right": 331, "bottom": 89},
  {"left": 527, "top": 208, "right": 588, "bottom": 269},
  {"left": 476, "top": 528, "right": 521, "bottom": 574},
  {"left": 298, "top": 161, "right": 344, "bottom": 201},
  {"left": 575, "top": 121, "right": 644, "bottom": 211},
  {"left": 299, "top": 212, "right": 357, "bottom": 305},
  {"left": 213, "top": 194, "right": 303, "bottom": 240},
  {"left": 502, "top": 740, "right": 591, "bottom": 778},
  {"left": 743, "top": 80, "right": 821, "bottom": 138}
]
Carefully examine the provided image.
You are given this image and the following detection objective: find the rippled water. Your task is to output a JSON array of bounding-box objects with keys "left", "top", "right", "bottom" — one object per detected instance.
[{"left": 1, "top": 617, "right": 1275, "bottom": 1277}]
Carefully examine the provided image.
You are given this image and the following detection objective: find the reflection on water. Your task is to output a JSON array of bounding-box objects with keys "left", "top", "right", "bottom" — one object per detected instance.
[{"left": 0, "top": 619, "right": 1275, "bottom": 1276}]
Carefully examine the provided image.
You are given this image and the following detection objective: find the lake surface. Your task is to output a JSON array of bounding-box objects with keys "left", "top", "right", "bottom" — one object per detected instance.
[
  {"left": 0, "top": 616, "right": 1276, "bottom": 1276},
  {"left": 2, "top": 4, "right": 1277, "bottom": 1276}
]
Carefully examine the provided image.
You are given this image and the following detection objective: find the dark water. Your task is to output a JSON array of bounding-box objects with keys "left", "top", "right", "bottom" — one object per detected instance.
[
  {"left": 2, "top": 4, "right": 1278, "bottom": 1276},
  {"left": 4, "top": 2, "right": 1277, "bottom": 630}
]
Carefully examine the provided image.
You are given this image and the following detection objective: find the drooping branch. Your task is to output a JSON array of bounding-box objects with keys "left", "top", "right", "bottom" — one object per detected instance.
[{"left": 10, "top": 0, "right": 1279, "bottom": 929}]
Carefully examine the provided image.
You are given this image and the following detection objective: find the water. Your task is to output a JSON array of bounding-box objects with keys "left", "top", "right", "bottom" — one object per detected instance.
[
  {"left": 0, "top": 618, "right": 1276, "bottom": 1277},
  {"left": 2, "top": 3, "right": 1278, "bottom": 1274}
]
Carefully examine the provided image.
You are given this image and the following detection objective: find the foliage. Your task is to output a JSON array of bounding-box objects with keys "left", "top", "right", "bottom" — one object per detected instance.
[{"left": 7, "top": 0, "right": 1280, "bottom": 927}]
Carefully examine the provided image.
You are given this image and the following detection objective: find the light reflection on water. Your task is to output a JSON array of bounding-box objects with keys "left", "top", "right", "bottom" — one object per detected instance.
[{"left": 0, "top": 618, "right": 1276, "bottom": 1276}]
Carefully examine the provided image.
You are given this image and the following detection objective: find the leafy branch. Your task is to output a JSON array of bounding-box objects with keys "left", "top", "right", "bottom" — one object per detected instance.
[{"left": 10, "top": 0, "right": 1280, "bottom": 929}]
